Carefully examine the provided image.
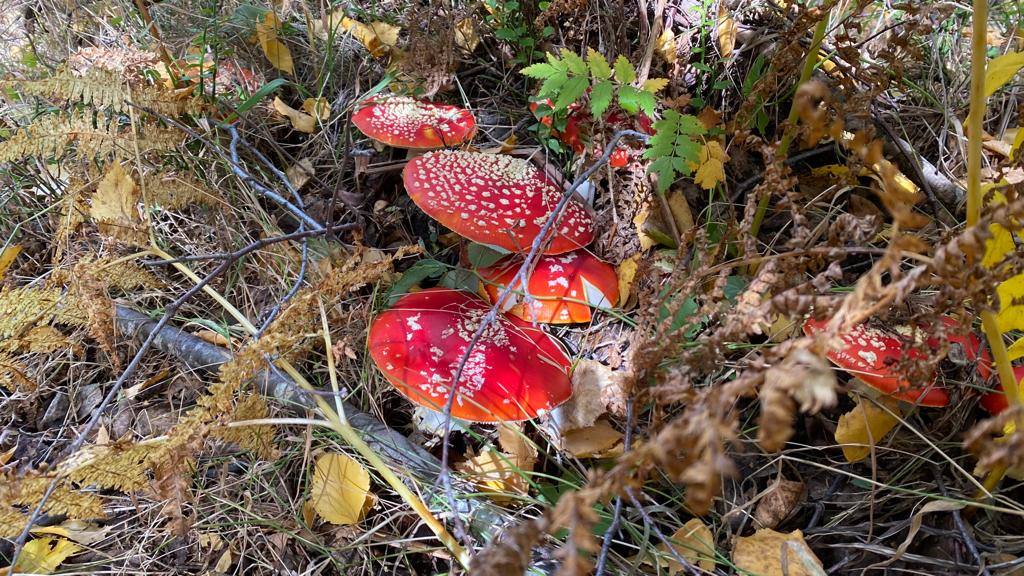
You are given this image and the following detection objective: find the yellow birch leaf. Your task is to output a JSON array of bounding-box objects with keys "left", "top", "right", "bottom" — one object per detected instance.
[
  {"left": 716, "top": 4, "right": 737, "bottom": 59},
  {"left": 657, "top": 518, "right": 717, "bottom": 573},
  {"left": 273, "top": 97, "right": 316, "bottom": 133},
  {"left": 616, "top": 254, "right": 641, "bottom": 306},
  {"left": 834, "top": 398, "right": 900, "bottom": 463},
  {"left": 91, "top": 162, "right": 146, "bottom": 245},
  {"left": 256, "top": 13, "right": 294, "bottom": 74},
  {"left": 454, "top": 18, "right": 480, "bottom": 52},
  {"left": 457, "top": 448, "right": 530, "bottom": 500},
  {"left": 0, "top": 245, "right": 21, "bottom": 278},
  {"left": 733, "top": 529, "right": 824, "bottom": 576},
  {"left": 334, "top": 17, "right": 400, "bottom": 58},
  {"left": 310, "top": 453, "right": 371, "bottom": 525},
  {"left": 32, "top": 520, "right": 107, "bottom": 545},
  {"left": 984, "top": 223, "right": 1016, "bottom": 268},
  {"left": 997, "top": 273, "right": 1024, "bottom": 333},
  {"left": 1012, "top": 127, "right": 1024, "bottom": 160},
  {"left": 15, "top": 537, "right": 81, "bottom": 574},
  {"left": 1007, "top": 335, "right": 1024, "bottom": 362},
  {"left": 693, "top": 140, "right": 728, "bottom": 190},
  {"left": 655, "top": 28, "right": 677, "bottom": 63},
  {"left": 666, "top": 190, "right": 694, "bottom": 238},
  {"left": 985, "top": 51, "right": 1024, "bottom": 98},
  {"left": 301, "top": 97, "right": 331, "bottom": 121}
]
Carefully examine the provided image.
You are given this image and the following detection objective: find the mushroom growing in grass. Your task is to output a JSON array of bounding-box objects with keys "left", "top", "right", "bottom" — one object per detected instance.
[
  {"left": 403, "top": 150, "right": 595, "bottom": 254},
  {"left": 367, "top": 288, "right": 573, "bottom": 422},
  {"left": 351, "top": 96, "right": 477, "bottom": 150},
  {"left": 804, "top": 316, "right": 990, "bottom": 407},
  {"left": 478, "top": 250, "right": 619, "bottom": 324},
  {"left": 980, "top": 365, "right": 1024, "bottom": 415}
]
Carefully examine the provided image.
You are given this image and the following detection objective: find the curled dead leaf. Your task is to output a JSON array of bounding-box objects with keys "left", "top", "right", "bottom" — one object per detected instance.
[
  {"left": 561, "top": 420, "right": 623, "bottom": 458},
  {"left": 273, "top": 97, "right": 316, "bottom": 133},
  {"left": 733, "top": 528, "right": 824, "bottom": 576},
  {"left": 835, "top": 397, "right": 900, "bottom": 463},
  {"left": 753, "top": 479, "right": 805, "bottom": 529}
]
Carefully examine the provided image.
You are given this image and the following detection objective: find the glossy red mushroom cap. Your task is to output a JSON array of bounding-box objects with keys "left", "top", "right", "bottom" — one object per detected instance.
[
  {"left": 804, "top": 318, "right": 951, "bottom": 407},
  {"left": 980, "top": 366, "right": 1024, "bottom": 415},
  {"left": 367, "top": 288, "right": 573, "bottom": 422},
  {"left": 403, "top": 151, "right": 595, "bottom": 254},
  {"left": 351, "top": 96, "right": 476, "bottom": 149},
  {"left": 478, "top": 250, "right": 619, "bottom": 324}
]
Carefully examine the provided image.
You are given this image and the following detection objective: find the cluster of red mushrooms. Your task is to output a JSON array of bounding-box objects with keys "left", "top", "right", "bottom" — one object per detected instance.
[
  {"left": 353, "top": 96, "right": 620, "bottom": 422},
  {"left": 352, "top": 95, "right": 1010, "bottom": 427}
]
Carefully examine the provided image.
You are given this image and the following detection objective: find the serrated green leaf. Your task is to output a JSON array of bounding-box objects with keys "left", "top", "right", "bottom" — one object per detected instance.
[
  {"left": 546, "top": 51, "right": 568, "bottom": 71},
  {"left": 555, "top": 75, "right": 589, "bottom": 110},
  {"left": 675, "top": 114, "right": 707, "bottom": 136},
  {"left": 642, "top": 77, "right": 669, "bottom": 93},
  {"left": 587, "top": 48, "right": 612, "bottom": 80},
  {"left": 590, "top": 79, "right": 614, "bottom": 117},
  {"left": 539, "top": 71, "right": 568, "bottom": 98},
  {"left": 649, "top": 157, "right": 676, "bottom": 193},
  {"left": 613, "top": 55, "right": 636, "bottom": 84},
  {"left": 522, "top": 62, "right": 557, "bottom": 79},
  {"left": 637, "top": 90, "right": 657, "bottom": 117},
  {"left": 617, "top": 85, "right": 641, "bottom": 114},
  {"left": 562, "top": 49, "right": 588, "bottom": 76}
]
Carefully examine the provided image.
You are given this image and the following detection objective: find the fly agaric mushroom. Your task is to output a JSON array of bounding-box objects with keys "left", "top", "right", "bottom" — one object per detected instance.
[
  {"left": 478, "top": 250, "right": 618, "bottom": 324},
  {"left": 804, "top": 316, "right": 991, "bottom": 407},
  {"left": 980, "top": 365, "right": 1023, "bottom": 415},
  {"left": 351, "top": 96, "right": 476, "bottom": 149},
  {"left": 403, "top": 150, "right": 595, "bottom": 254},
  {"left": 367, "top": 288, "right": 573, "bottom": 422}
]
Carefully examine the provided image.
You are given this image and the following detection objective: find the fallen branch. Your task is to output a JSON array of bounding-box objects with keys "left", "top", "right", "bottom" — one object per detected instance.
[{"left": 113, "top": 305, "right": 515, "bottom": 544}]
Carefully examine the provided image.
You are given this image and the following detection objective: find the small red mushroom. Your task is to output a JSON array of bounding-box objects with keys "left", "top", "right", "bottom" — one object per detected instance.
[
  {"left": 351, "top": 96, "right": 476, "bottom": 149},
  {"left": 980, "top": 366, "right": 1024, "bottom": 415},
  {"left": 478, "top": 250, "right": 619, "bottom": 324},
  {"left": 367, "top": 288, "right": 573, "bottom": 422},
  {"left": 403, "top": 150, "right": 595, "bottom": 254}
]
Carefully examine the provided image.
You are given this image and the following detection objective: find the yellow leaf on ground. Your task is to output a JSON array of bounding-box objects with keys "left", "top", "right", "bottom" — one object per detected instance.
[
  {"left": 32, "top": 520, "right": 107, "bottom": 545},
  {"left": 985, "top": 51, "right": 1024, "bottom": 97},
  {"left": 561, "top": 420, "right": 623, "bottom": 457},
  {"left": 1012, "top": 127, "right": 1024, "bottom": 160},
  {"left": 15, "top": 537, "right": 81, "bottom": 574},
  {"left": 655, "top": 28, "right": 677, "bottom": 63},
  {"left": 310, "top": 453, "right": 371, "bottom": 525},
  {"left": 666, "top": 189, "right": 694, "bottom": 237},
  {"left": 716, "top": 4, "right": 737, "bottom": 58},
  {"left": 273, "top": 97, "right": 316, "bottom": 133},
  {"left": 285, "top": 158, "right": 315, "bottom": 190},
  {"left": 91, "top": 162, "right": 146, "bottom": 245},
  {"left": 693, "top": 140, "right": 728, "bottom": 190},
  {"left": 733, "top": 529, "right": 824, "bottom": 576},
  {"left": 984, "top": 223, "right": 1016, "bottom": 269},
  {"left": 457, "top": 448, "right": 530, "bottom": 499},
  {"left": 0, "top": 244, "right": 21, "bottom": 278},
  {"left": 302, "top": 97, "right": 331, "bottom": 121},
  {"left": 616, "top": 254, "right": 641, "bottom": 306},
  {"left": 454, "top": 18, "right": 480, "bottom": 52},
  {"left": 657, "top": 518, "right": 716, "bottom": 573},
  {"left": 834, "top": 398, "right": 900, "bottom": 463},
  {"left": 255, "top": 12, "right": 294, "bottom": 74},
  {"left": 498, "top": 423, "right": 538, "bottom": 467},
  {"left": 323, "top": 16, "right": 400, "bottom": 58},
  {"left": 998, "top": 273, "right": 1024, "bottom": 333}
]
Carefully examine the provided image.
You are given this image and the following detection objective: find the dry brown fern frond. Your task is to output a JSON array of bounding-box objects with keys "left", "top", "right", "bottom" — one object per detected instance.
[
  {"left": 0, "top": 112, "right": 180, "bottom": 163},
  {"left": 0, "top": 286, "right": 86, "bottom": 350},
  {"left": 147, "top": 172, "right": 219, "bottom": 210},
  {"left": 63, "top": 441, "right": 155, "bottom": 493},
  {"left": 0, "top": 471, "right": 106, "bottom": 521},
  {"left": 211, "top": 393, "right": 276, "bottom": 459},
  {"left": 0, "top": 352, "right": 34, "bottom": 392},
  {"left": 0, "top": 506, "right": 29, "bottom": 538}
]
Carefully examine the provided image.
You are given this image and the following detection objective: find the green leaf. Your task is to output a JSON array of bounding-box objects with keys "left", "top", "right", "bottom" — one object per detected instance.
[
  {"left": 555, "top": 75, "right": 589, "bottom": 110},
  {"left": 590, "top": 79, "right": 614, "bottom": 117},
  {"left": 587, "top": 48, "right": 612, "bottom": 80},
  {"left": 648, "top": 156, "right": 676, "bottom": 193},
  {"left": 387, "top": 259, "right": 447, "bottom": 304},
  {"left": 637, "top": 90, "right": 657, "bottom": 117},
  {"left": 617, "top": 85, "right": 641, "bottom": 115},
  {"left": 467, "top": 243, "right": 508, "bottom": 267},
  {"left": 562, "top": 49, "right": 588, "bottom": 76},
  {"left": 613, "top": 55, "right": 636, "bottom": 84},
  {"left": 985, "top": 51, "right": 1024, "bottom": 97},
  {"left": 546, "top": 51, "right": 568, "bottom": 71},
  {"left": 440, "top": 268, "right": 480, "bottom": 292},
  {"left": 539, "top": 71, "right": 568, "bottom": 98},
  {"left": 521, "top": 62, "right": 557, "bottom": 79}
]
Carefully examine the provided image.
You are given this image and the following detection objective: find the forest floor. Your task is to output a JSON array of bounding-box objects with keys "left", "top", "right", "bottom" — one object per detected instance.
[{"left": 2, "top": 1, "right": 1024, "bottom": 575}]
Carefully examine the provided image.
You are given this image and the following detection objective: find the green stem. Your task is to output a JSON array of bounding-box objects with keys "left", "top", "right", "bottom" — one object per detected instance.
[
  {"left": 967, "top": 0, "right": 1022, "bottom": 496},
  {"left": 749, "top": 15, "right": 830, "bottom": 242}
]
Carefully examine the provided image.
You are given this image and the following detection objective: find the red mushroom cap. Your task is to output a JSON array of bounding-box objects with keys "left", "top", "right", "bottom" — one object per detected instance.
[
  {"left": 804, "top": 318, "right": 950, "bottom": 407},
  {"left": 403, "top": 151, "right": 595, "bottom": 254},
  {"left": 367, "top": 288, "right": 573, "bottom": 422},
  {"left": 980, "top": 365, "right": 1024, "bottom": 415},
  {"left": 351, "top": 96, "right": 476, "bottom": 149},
  {"left": 478, "top": 250, "right": 619, "bottom": 324}
]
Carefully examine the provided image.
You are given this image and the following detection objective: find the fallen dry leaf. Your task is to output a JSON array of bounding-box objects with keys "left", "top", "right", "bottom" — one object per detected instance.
[
  {"left": 753, "top": 479, "right": 805, "bottom": 529},
  {"left": 693, "top": 140, "right": 729, "bottom": 190},
  {"left": 255, "top": 12, "right": 294, "bottom": 74},
  {"left": 91, "top": 162, "right": 146, "bottom": 245},
  {"left": 316, "top": 12, "right": 400, "bottom": 58},
  {"left": 31, "top": 520, "right": 108, "bottom": 546},
  {"left": 310, "top": 452, "right": 371, "bottom": 525},
  {"left": 14, "top": 537, "right": 81, "bottom": 574},
  {"left": 457, "top": 448, "right": 531, "bottom": 499},
  {"left": 666, "top": 189, "right": 694, "bottom": 238},
  {"left": 733, "top": 528, "right": 825, "bottom": 576},
  {"left": 716, "top": 4, "right": 737, "bottom": 58},
  {"left": 273, "top": 97, "right": 317, "bottom": 133},
  {"left": 286, "top": 158, "right": 315, "bottom": 190},
  {"left": 655, "top": 28, "right": 677, "bottom": 63},
  {"left": 498, "top": 423, "right": 538, "bottom": 468},
  {"left": 834, "top": 397, "right": 900, "bottom": 463},
  {"left": 654, "top": 518, "right": 717, "bottom": 573},
  {"left": 302, "top": 97, "right": 331, "bottom": 121},
  {"left": 454, "top": 18, "right": 480, "bottom": 52},
  {"left": 550, "top": 359, "right": 616, "bottom": 431},
  {"left": 0, "top": 244, "right": 21, "bottom": 278},
  {"left": 617, "top": 254, "right": 642, "bottom": 306},
  {"left": 561, "top": 420, "right": 623, "bottom": 458}
]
